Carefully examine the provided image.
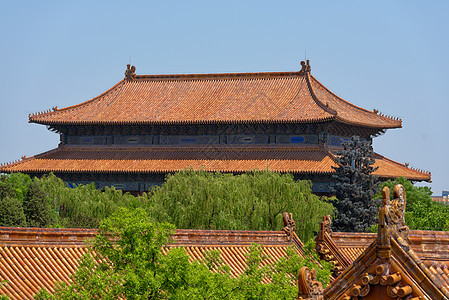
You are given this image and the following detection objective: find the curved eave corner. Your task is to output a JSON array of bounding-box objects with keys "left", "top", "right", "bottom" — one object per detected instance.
[
  {"left": 28, "top": 79, "right": 126, "bottom": 124},
  {"left": 328, "top": 151, "right": 431, "bottom": 182},
  {"left": 374, "top": 153, "right": 431, "bottom": 182},
  {"left": 308, "top": 74, "right": 403, "bottom": 129},
  {"left": 334, "top": 116, "right": 402, "bottom": 130},
  {"left": 0, "top": 157, "right": 33, "bottom": 173}
]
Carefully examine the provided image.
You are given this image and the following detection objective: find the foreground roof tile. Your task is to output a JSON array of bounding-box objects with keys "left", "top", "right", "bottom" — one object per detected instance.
[{"left": 0, "top": 226, "right": 303, "bottom": 299}]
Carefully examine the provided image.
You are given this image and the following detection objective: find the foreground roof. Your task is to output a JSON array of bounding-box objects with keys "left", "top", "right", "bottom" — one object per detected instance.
[
  {"left": 28, "top": 63, "right": 401, "bottom": 129},
  {"left": 0, "top": 227, "right": 95, "bottom": 299},
  {"left": 165, "top": 228, "right": 305, "bottom": 279},
  {"left": 0, "top": 146, "right": 431, "bottom": 181},
  {"left": 0, "top": 224, "right": 303, "bottom": 299},
  {"left": 321, "top": 185, "right": 449, "bottom": 300},
  {"left": 316, "top": 217, "right": 449, "bottom": 278}
]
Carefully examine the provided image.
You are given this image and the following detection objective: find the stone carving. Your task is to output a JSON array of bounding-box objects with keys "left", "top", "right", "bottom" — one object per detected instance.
[
  {"left": 297, "top": 266, "right": 323, "bottom": 300},
  {"left": 378, "top": 184, "right": 410, "bottom": 254},
  {"left": 125, "top": 64, "right": 136, "bottom": 81},
  {"left": 282, "top": 212, "right": 296, "bottom": 241}
]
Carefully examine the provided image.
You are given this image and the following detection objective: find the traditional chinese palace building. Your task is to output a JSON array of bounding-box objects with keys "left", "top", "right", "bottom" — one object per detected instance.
[{"left": 0, "top": 61, "right": 430, "bottom": 193}]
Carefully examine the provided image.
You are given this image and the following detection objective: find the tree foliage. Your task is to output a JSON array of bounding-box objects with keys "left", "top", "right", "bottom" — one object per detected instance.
[
  {"left": 0, "top": 173, "right": 142, "bottom": 228},
  {"left": 378, "top": 177, "right": 449, "bottom": 231},
  {"left": 145, "top": 170, "right": 334, "bottom": 242},
  {"left": 0, "top": 196, "right": 27, "bottom": 227},
  {"left": 0, "top": 170, "right": 333, "bottom": 242},
  {"left": 23, "top": 181, "right": 55, "bottom": 227},
  {"left": 34, "top": 208, "right": 332, "bottom": 300},
  {"left": 35, "top": 174, "right": 142, "bottom": 228},
  {"left": 331, "top": 136, "right": 380, "bottom": 232}
]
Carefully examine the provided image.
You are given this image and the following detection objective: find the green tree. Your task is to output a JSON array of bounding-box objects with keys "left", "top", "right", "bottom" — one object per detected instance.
[
  {"left": 331, "top": 136, "right": 380, "bottom": 232},
  {"left": 23, "top": 181, "right": 55, "bottom": 227},
  {"left": 35, "top": 173, "right": 142, "bottom": 228},
  {"left": 1, "top": 171, "right": 334, "bottom": 242},
  {"left": 378, "top": 177, "right": 449, "bottom": 231},
  {"left": 5, "top": 173, "right": 32, "bottom": 203},
  {"left": 0, "top": 177, "right": 15, "bottom": 200},
  {"left": 0, "top": 173, "right": 29, "bottom": 227},
  {"left": 0, "top": 173, "right": 32, "bottom": 203},
  {"left": 0, "top": 196, "right": 27, "bottom": 227},
  {"left": 146, "top": 170, "right": 334, "bottom": 242}
]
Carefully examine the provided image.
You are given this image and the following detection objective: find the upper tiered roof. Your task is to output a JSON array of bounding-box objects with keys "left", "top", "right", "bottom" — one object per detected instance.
[{"left": 28, "top": 62, "right": 402, "bottom": 129}]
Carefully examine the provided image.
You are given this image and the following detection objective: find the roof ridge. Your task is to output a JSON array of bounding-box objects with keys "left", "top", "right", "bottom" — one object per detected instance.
[
  {"left": 309, "top": 74, "right": 402, "bottom": 127},
  {"left": 0, "top": 226, "right": 98, "bottom": 233},
  {"left": 134, "top": 71, "right": 304, "bottom": 82},
  {"left": 305, "top": 73, "right": 338, "bottom": 116},
  {"left": 174, "top": 228, "right": 286, "bottom": 233}
]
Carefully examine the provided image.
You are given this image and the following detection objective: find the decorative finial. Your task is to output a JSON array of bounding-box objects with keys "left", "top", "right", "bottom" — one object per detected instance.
[
  {"left": 125, "top": 64, "right": 136, "bottom": 81},
  {"left": 378, "top": 184, "right": 409, "bottom": 254},
  {"left": 297, "top": 267, "right": 324, "bottom": 300},
  {"left": 321, "top": 215, "right": 333, "bottom": 235},
  {"left": 282, "top": 212, "right": 296, "bottom": 241},
  {"left": 300, "top": 60, "right": 311, "bottom": 75}
]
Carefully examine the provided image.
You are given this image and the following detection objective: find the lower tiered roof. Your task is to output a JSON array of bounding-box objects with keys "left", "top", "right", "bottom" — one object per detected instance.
[{"left": 0, "top": 146, "right": 431, "bottom": 181}]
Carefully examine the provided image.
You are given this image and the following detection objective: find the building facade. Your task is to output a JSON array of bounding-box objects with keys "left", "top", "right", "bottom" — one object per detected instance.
[{"left": 0, "top": 62, "right": 430, "bottom": 193}]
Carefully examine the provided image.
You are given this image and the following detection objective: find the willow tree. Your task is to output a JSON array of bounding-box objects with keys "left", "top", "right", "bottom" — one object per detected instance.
[{"left": 146, "top": 170, "right": 334, "bottom": 242}]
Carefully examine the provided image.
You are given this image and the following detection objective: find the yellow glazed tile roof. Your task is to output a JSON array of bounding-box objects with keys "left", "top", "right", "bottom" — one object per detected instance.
[
  {"left": 29, "top": 70, "right": 401, "bottom": 129},
  {"left": 0, "top": 227, "right": 303, "bottom": 299},
  {"left": 0, "top": 146, "right": 431, "bottom": 181}
]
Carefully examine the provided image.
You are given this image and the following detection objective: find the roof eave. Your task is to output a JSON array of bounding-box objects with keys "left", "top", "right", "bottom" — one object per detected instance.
[
  {"left": 334, "top": 116, "right": 402, "bottom": 130},
  {"left": 30, "top": 116, "right": 337, "bottom": 127}
]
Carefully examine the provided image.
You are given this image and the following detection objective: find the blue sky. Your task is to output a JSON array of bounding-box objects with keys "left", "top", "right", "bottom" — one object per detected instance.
[{"left": 0, "top": 1, "right": 447, "bottom": 194}]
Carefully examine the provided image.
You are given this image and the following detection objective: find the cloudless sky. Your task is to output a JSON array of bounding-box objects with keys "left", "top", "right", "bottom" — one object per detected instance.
[{"left": 0, "top": 1, "right": 447, "bottom": 194}]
